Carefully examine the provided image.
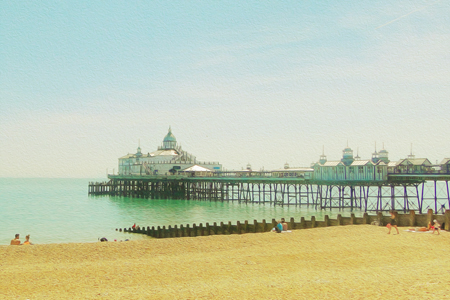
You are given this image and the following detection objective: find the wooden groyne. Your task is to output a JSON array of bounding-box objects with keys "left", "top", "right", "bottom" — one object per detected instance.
[{"left": 116, "top": 209, "right": 450, "bottom": 239}]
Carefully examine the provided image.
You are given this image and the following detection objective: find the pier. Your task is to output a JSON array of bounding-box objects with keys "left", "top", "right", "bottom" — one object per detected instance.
[{"left": 89, "top": 172, "right": 450, "bottom": 213}]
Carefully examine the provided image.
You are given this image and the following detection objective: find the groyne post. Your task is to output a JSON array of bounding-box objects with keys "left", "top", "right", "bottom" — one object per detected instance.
[
  {"left": 337, "top": 214, "right": 342, "bottom": 226},
  {"left": 409, "top": 210, "right": 416, "bottom": 226},
  {"left": 445, "top": 210, "right": 450, "bottom": 231},
  {"left": 324, "top": 215, "right": 329, "bottom": 227},
  {"left": 311, "top": 216, "right": 316, "bottom": 228}
]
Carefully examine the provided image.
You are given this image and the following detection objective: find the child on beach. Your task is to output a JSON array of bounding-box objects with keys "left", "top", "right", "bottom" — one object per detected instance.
[
  {"left": 387, "top": 211, "right": 399, "bottom": 234},
  {"left": 432, "top": 219, "right": 441, "bottom": 235}
]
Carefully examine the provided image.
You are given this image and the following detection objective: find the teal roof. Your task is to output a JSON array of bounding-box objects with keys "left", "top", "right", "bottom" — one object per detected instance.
[{"left": 163, "top": 127, "right": 177, "bottom": 142}]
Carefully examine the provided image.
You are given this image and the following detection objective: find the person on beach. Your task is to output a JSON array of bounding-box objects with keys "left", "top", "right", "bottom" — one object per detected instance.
[
  {"left": 23, "top": 234, "right": 33, "bottom": 245},
  {"left": 432, "top": 219, "right": 441, "bottom": 235},
  {"left": 281, "top": 218, "right": 288, "bottom": 231},
  {"left": 10, "top": 234, "right": 21, "bottom": 245},
  {"left": 387, "top": 211, "right": 399, "bottom": 234}
]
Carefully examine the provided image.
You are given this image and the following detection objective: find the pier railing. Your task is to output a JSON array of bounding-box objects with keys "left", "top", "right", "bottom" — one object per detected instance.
[{"left": 115, "top": 209, "right": 450, "bottom": 239}]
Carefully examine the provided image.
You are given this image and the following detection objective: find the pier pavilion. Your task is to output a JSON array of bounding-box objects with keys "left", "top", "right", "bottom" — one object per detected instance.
[{"left": 118, "top": 127, "right": 222, "bottom": 176}]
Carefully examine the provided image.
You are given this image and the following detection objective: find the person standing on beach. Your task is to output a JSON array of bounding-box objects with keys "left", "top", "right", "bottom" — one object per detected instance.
[
  {"left": 387, "top": 211, "right": 399, "bottom": 234},
  {"left": 10, "top": 234, "right": 21, "bottom": 245},
  {"left": 432, "top": 220, "right": 441, "bottom": 235}
]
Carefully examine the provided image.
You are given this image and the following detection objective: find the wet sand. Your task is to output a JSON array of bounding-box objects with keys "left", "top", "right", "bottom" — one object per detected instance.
[{"left": 1, "top": 225, "right": 449, "bottom": 299}]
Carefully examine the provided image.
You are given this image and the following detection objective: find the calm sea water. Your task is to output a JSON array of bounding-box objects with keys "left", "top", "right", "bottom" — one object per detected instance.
[{"left": 0, "top": 178, "right": 365, "bottom": 245}]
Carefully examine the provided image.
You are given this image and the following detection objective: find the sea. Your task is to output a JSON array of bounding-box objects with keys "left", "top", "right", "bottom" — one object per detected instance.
[{"left": 1, "top": 178, "right": 368, "bottom": 245}]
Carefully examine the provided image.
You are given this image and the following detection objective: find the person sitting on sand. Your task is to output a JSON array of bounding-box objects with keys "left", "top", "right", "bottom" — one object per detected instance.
[
  {"left": 22, "top": 234, "right": 33, "bottom": 245},
  {"left": 10, "top": 234, "right": 21, "bottom": 245},
  {"left": 387, "top": 211, "right": 399, "bottom": 234},
  {"left": 432, "top": 219, "right": 441, "bottom": 235},
  {"left": 281, "top": 218, "right": 288, "bottom": 231}
]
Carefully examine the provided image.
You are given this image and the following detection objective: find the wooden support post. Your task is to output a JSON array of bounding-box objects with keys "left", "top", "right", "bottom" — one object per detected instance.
[
  {"left": 193, "top": 224, "right": 197, "bottom": 237},
  {"left": 244, "top": 220, "right": 249, "bottom": 233},
  {"left": 162, "top": 226, "right": 166, "bottom": 238},
  {"left": 228, "top": 221, "right": 232, "bottom": 235},
  {"left": 254, "top": 219, "right": 258, "bottom": 233},
  {"left": 409, "top": 210, "right": 416, "bottom": 227},
  {"left": 186, "top": 224, "right": 191, "bottom": 237},
  {"left": 350, "top": 213, "right": 356, "bottom": 225},
  {"left": 179, "top": 225, "right": 184, "bottom": 237},
  {"left": 157, "top": 226, "right": 162, "bottom": 238},
  {"left": 262, "top": 219, "right": 267, "bottom": 232},
  {"left": 445, "top": 210, "right": 450, "bottom": 231},
  {"left": 213, "top": 222, "right": 218, "bottom": 235},
  {"left": 199, "top": 223, "right": 204, "bottom": 236},
  {"left": 324, "top": 215, "right": 329, "bottom": 227},
  {"left": 377, "top": 212, "right": 383, "bottom": 226},
  {"left": 337, "top": 214, "right": 342, "bottom": 226},
  {"left": 427, "top": 209, "right": 434, "bottom": 226},
  {"left": 311, "top": 216, "right": 316, "bottom": 228},
  {"left": 237, "top": 221, "right": 241, "bottom": 234},
  {"left": 290, "top": 217, "right": 295, "bottom": 230},
  {"left": 363, "top": 212, "right": 369, "bottom": 224},
  {"left": 205, "top": 222, "right": 210, "bottom": 236},
  {"left": 301, "top": 217, "right": 306, "bottom": 229},
  {"left": 220, "top": 222, "right": 225, "bottom": 234}
]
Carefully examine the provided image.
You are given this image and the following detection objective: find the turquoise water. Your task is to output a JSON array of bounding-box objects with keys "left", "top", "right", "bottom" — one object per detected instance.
[{"left": 1, "top": 178, "right": 361, "bottom": 245}]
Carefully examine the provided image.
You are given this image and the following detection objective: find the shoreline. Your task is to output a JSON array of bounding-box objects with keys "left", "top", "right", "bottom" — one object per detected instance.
[{"left": 1, "top": 225, "right": 449, "bottom": 299}]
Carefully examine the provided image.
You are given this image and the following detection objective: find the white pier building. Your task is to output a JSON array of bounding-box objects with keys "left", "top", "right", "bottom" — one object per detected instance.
[{"left": 118, "top": 127, "right": 222, "bottom": 176}]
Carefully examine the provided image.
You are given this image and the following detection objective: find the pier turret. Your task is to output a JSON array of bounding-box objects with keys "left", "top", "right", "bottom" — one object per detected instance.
[
  {"left": 341, "top": 147, "right": 354, "bottom": 166},
  {"left": 378, "top": 149, "right": 389, "bottom": 164}
]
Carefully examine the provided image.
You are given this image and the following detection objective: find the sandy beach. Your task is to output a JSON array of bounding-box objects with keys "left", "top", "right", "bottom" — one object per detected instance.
[{"left": 1, "top": 225, "right": 449, "bottom": 299}]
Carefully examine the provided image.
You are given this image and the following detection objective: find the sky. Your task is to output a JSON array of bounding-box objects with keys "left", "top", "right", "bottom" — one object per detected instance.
[{"left": 1, "top": 0, "right": 449, "bottom": 178}]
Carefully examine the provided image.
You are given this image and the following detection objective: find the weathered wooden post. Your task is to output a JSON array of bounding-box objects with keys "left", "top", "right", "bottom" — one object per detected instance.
[
  {"left": 237, "top": 221, "right": 241, "bottom": 234},
  {"left": 427, "top": 209, "right": 434, "bottom": 226},
  {"left": 324, "top": 215, "right": 329, "bottom": 227},
  {"left": 151, "top": 226, "right": 156, "bottom": 238},
  {"left": 174, "top": 225, "right": 179, "bottom": 237},
  {"left": 205, "top": 222, "right": 210, "bottom": 236},
  {"left": 244, "top": 220, "right": 249, "bottom": 233},
  {"left": 199, "top": 223, "right": 204, "bottom": 236},
  {"left": 213, "top": 222, "right": 218, "bottom": 235},
  {"left": 227, "top": 221, "right": 232, "bottom": 235},
  {"left": 186, "top": 224, "right": 191, "bottom": 237},
  {"left": 157, "top": 226, "right": 162, "bottom": 238},
  {"left": 262, "top": 219, "right": 267, "bottom": 232},
  {"left": 377, "top": 212, "right": 383, "bottom": 226},
  {"left": 337, "top": 214, "right": 342, "bottom": 226},
  {"left": 350, "top": 213, "right": 356, "bottom": 225},
  {"left": 300, "top": 217, "right": 306, "bottom": 229},
  {"left": 253, "top": 219, "right": 258, "bottom": 233},
  {"left": 220, "top": 222, "right": 225, "bottom": 234},
  {"left": 445, "top": 210, "right": 450, "bottom": 231},
  {"left": 363, "top": 212, "right": 369, "bottom": 224},
  {"left": 180, "top": 224, "right": 185, "bottom": 237},
  {"left": 311, "top": 216, "right": 316, "bottom": 228},
  {"left": 193, "top": 223, "right": 197, "bottom": 237},
  {"left": 290, "top": 217, "right": 295, "bottom": 230},
  {"left": 271, "top": 218, "right": 277, "bottom": 230},
  {"left": 409, "top": 210, "right": 416, "bottom": 227}
]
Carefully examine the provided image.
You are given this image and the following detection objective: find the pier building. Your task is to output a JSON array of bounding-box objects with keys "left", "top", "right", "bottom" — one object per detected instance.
[
  {"left": 118, "top": 127, "right": 222, "bottom": 176},
  {"left": 311, "top": 146, "right": 388, "bottom": 181}
]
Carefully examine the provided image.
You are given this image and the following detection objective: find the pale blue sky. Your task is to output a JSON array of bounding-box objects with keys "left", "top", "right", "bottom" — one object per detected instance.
[{"left": 1, "top": 1, "right": 449, "bottom": 177}]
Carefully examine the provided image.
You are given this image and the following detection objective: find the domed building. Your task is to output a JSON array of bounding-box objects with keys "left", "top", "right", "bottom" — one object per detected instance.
[{"left": 118, "top": 127, "right": 222, "bottom": 176}]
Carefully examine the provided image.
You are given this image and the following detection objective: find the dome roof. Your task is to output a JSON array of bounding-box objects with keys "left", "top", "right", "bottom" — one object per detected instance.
[{"left": 163, "top": 127, "right": 177, "bottom": 142}]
